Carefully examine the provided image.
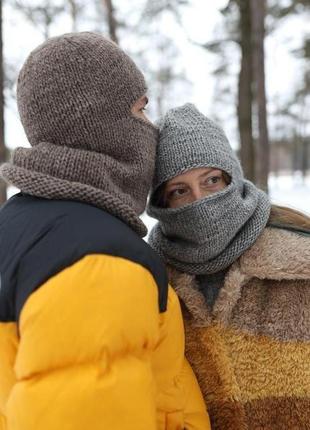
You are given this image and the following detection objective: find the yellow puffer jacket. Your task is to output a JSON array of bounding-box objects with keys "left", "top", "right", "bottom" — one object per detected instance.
[{"left": 0, "top": 194, "right": 210, "bottom": 430}]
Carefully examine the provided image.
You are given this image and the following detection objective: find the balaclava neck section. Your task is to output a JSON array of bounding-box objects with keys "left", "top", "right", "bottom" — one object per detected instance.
[
  {"left": 1, "top": 32, "right": 158, "bottom": 237},
  {"left": 147, "top": 103, "right": 271, "bottom": 274}
]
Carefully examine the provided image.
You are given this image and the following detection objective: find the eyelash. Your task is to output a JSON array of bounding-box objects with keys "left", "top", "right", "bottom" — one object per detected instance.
[
  {"left": 167, "top": 176, "right": 222, "bottom": 199},
  {"left": 204, "top": 175, "right": 221, "bottom": 185},
  {"left": 167, "top": 189, "right": 186, "bottom": 199}
]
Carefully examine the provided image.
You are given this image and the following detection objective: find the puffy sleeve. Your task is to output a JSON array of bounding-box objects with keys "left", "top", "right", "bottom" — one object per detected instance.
[
  {"left": 181, "top": 358, "right": 211, "bottom": 430},
  {"left": 152, "top": 286, "right": 211, "bottom": 430},
  {"left": 4, "top": 254, "right": 162, "bottom": 430},
  {"left": 1, "top": 254, "right": 210, "bottom": 430},
  {"left": 0, "top": 322, "right": 18, "bottom": 430}
]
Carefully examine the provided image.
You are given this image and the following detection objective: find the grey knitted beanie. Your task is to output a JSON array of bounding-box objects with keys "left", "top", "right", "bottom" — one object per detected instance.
[
  {"left": 1, "top": 32, "right": 158, "bottom": 236},
  {"left": 147, "top": 104, "right": 271, "bottom": 274},
  {"left": 152, "top": 103, "right": 243, "bottom": 193}
]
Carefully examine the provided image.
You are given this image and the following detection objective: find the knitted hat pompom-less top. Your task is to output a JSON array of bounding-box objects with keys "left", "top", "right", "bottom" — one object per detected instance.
[
  {"left": 147, "top": 103, "right": 271, "bottom": 274},
  {"left": 1, "top": 32, "right": 158, "bottom": 237}
]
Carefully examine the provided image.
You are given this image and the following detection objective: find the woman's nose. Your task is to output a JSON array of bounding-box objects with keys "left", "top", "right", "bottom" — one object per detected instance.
[{"left": 192, "top": 186, "right": 205, "bottom": 202}]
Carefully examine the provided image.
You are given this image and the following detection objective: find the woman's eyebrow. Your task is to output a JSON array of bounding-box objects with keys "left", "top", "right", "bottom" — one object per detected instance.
[
  {"left": 166, "top": 169, "right": 222, "bottom": 189},
  {"left": 198, "top": 168, "right": 220, "bottom": 179},
  {"left": 166, "top": 181, "right": 186, "bottom": 188}
]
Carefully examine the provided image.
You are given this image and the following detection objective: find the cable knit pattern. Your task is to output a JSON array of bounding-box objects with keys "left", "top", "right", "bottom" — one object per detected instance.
[{"left": 1, "top": 32, "right": 158, "bottom": 237}]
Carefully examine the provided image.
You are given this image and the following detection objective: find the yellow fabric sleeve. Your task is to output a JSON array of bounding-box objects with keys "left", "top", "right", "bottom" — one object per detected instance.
[
  {"left": 6, "top": 254, "right": 161, "bottom": 430},
  {"left": 152, "top": 287, "right": 211, "bottom": 430},
  {"left": 0, "top": 255, "right": 210, "bottom": 430},
  {"left": 181, "top": 359, "right": 211, "bottom": 430},
  {"left": 0, "top": 413, "right": 6, "bottom": 430},
  {"left": 0, "top": 322, "right": 18, "bottom": 429}
]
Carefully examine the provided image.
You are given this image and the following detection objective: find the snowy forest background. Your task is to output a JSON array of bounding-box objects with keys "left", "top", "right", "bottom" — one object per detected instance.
[{"left": 0, "top": 0, "right": 309, "bottom": 229}]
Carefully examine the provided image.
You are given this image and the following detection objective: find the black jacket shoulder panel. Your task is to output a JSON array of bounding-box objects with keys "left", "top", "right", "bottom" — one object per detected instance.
[{"left": 0, "top": 194, "right": 168, "bottom": 322}]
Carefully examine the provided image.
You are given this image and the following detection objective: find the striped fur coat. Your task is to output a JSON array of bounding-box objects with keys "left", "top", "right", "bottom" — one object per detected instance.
[{"left": 168, "top": 227, "right": 310, "bottom": 430}]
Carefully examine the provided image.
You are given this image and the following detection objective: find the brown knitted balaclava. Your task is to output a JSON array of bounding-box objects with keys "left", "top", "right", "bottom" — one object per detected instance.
[{"left": 1, "top": 32, "right": 158, "bottom": 236}]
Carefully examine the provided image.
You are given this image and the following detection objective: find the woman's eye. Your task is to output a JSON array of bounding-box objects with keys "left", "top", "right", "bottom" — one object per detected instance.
[
  {"left": 168, "top": 188, "right": 187, "bottom": 199},
  {"left": 204, "top": 176, "right": 221, "bottom": 186}
]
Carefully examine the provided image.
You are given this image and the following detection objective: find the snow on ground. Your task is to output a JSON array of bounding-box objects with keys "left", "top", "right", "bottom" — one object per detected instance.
[{"left": 269, "top": 173, "right": 310, "bottom": 215}]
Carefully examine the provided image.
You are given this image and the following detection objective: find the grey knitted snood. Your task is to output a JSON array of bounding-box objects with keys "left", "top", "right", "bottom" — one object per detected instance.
[
  {"left": 147, "top": 104, "right": 271, "bottom": 274},
  {"left": 1, "top": 32, "right": 158, "bottom": 237}
]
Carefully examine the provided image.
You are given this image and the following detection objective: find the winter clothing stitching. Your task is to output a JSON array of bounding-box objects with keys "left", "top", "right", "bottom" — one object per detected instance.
[
  {"left": 0, "top": 35, "right": 211, "bottom": 430},
  {"left": 148, "top": 103, "right": 271, "bottom": 274},
  {"left": 168, "top": 227, "right": 310, "bottom": 429},
  {"left": 1, "top": 32, "right": 158, "bottom": 237}
]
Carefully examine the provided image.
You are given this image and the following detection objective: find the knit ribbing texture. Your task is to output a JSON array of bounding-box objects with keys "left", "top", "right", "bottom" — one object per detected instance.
[
  {"left": 1, "top": 32, "right": 158, "bottom": 236},
  {"left": 147, "top": 104, "right": 271, "bottom": 274}
]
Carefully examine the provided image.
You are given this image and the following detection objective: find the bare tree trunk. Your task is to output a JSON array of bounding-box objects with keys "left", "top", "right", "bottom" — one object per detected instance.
[
  {"left": 102, "top": 0, "right": 119, "bottom": 45},
  {"left": 0, "top": 0, "right": 7, "bottom": 204},
  {"left": 250, "top": 0, "right": 269, "bottom": 192},
  {"left": 299, "top": 90, "right": 308, "bottom": 182},
  {"left": 237, "top": 0, "right": 255, "bottom": 182},
  {"left": 301, "top": 138, "right": 308, "bottom": 181}
]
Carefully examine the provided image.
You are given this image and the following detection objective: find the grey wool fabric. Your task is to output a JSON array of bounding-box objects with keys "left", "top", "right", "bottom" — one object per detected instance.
[
  {"left": 1, "top": 32, "right": 158, "bottom": 237},
  {"left": 147, "top": 103, "right": 271, "bottom": 274}
]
